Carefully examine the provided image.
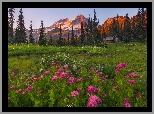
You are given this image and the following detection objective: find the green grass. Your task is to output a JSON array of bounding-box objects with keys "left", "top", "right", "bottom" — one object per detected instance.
[{"left": 8, "top": 42, "right": 147, "bottom": 107}]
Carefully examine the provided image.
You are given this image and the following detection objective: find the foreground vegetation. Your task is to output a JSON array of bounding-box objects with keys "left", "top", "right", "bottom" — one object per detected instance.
[{"left": 8, "top": 42, "right": 147, "bottom": 107}]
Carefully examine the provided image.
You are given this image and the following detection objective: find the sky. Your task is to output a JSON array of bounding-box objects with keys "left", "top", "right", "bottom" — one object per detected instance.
[{"left": 10, "top": 8, "right": 140, "bottom": 30}]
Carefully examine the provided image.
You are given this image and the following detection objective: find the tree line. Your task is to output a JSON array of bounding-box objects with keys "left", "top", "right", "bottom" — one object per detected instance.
[{"left": 8, "top": 8, "right": 147, "bottom": 46}]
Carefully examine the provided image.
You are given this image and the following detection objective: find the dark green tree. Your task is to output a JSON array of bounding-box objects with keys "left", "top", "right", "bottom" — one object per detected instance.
[
  {"left": 71, "top": 25, "right": 75, "bottom": 45},
  {"left": 8, "top": 8, "right": 15, "bottom": 43},
  {"left": 80, "top": 22, "right": 85, "bottom": 46},
  {"left": 67, "top": 30, "right": 70, "bottom": 45},
  {"left": 123, "top": 13, "right": 132, "bottom": 42},
  {"left": 29, "top": 20, "right": 35, "bottom": 44},
  {"left": 92, "top": 9, "right": 99, "bottom": 44},
  {"left": 38, "top": 20, "right": 47, "bottom": 45},
  {"left": 14, "top": 8, "right": 27, "bottom": 44}
]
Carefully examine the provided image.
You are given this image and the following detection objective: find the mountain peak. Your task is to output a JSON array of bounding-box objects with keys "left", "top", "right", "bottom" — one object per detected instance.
[{"left": 75, "top": 14, "right": 85, "bottom": 21}]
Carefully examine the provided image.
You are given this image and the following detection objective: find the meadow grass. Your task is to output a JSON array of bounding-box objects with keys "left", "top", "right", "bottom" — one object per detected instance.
[{"left": 8, "top": 42, "right": 147, "bottom": 107}]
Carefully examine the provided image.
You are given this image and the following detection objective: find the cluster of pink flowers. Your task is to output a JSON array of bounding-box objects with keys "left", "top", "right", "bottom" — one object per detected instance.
[
  {"left": 12, "top": 71, "right": 18, "bottom": 76},
  {"left": 123, "top": 98, "right": 132, "bottom": 107},
  {"left": 68, "top": 77, "right": 75, "bottom": 84},
  {"left": 16, "top": 89, "right": 22, "bottom": 93},
  {"left": 125, "top": 73, "right": 138, "bottom": 79},
  {"left": 137, "top": 93, "right": 142, "bottom": 98},
  {"left": 71, "top": 91, "right": 79, "bottom": 98},
  {"left": 115, "top": 62, "right": 127, "bottom": 74},
  {"left": 102, "top": 93, "right": 107, "bottom": 97},
  {"left": 76, "top": 77, "right": 83, "bottom": 82},
  {"left": 44, "top": 70, "right": 50, "bottom": 75},
  {"left": 63, "top": 64, "right": 68, "bottom": 69},
  {"left": 38, "top": 74, "right": 45, "bottom": 80},
  {"left": 114, "top": 86, "right": 120, "bottom": 91},
  {"left": 88, "top": 76, "right": 94, "bottom": 79},
  {"left": 52, "top": 76, "right": 58, "bottom": 82},
  {"left": 87, "top": 95, "right": 102, "bottom": 107},
  {"left": 129, "top": 73, "right": 138, "bottom": 78},
  {"left": 95, "top": 71, "right": 103, "bottom": 75},
  {"left": 22, "top": 86, "right": 34, "bottom": 95},
  {"left": 76, "top": 88, "right": 82, "bottom": 92},
  {"left": 88, "top": 85, "right": 99, "bottom": 93},
  {"left": 60, "top": 72, "right": 68, "bottom": 78},
  {"left": 129, "top": 80, "right": 135, "bottom": 84},
  {"left": 10, "top": 85, "right": 15, "bottom": 89},
  {"left": 89, "top": 67, "right": 93, "bottom": 70}
]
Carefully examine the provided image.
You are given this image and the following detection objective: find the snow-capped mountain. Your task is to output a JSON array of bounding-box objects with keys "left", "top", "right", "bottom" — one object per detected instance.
[{"left": 50, "top": 14, "right": 88, "bottom": 31}]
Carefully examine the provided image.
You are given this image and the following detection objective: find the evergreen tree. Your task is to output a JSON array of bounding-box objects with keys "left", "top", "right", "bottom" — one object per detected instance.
[
  {"left": 135, "top": 8, "right": 145, "bottom": 42},
  {"left": 38, "top": 20, "right": 47, "bottom": 45},
  {"left": 116, "top": 14, "right": 120, "bottom": 39},
  {"left": 71, "top": 25, "right": 75, "bottom": 45},
  {"left": 14, "top": 8, "right": 27, "bottom": 44},
  {"left": 8, "top": 8, "right": 15, "bottom": 43},
  {"left": 92, "top": 9, "right": 99, "bottom": 44},
  {"left": 84, "top": 14, "right": 91, "bottom": 45},
  {"left": 80, "top": 22, "right": 85, "bottom": 46},
  {"left": 29, "top": 20, "right": 35, "bottom": 44},
  {"left": 123, "top": 13, "right": 131, "bottom": 42},
  {"left": 68, "top": 30, "right": 70, "bottom": 45}
]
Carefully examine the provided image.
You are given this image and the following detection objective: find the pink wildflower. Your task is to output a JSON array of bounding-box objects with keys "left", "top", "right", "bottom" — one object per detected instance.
[
  {"left": 22, "top": 91, "right": 26, "bottom": 95},
  {"left": 44, "top": 70, "right": 50, "bottom": 75},
  {"left": 125, "top": 75, "right": 130, "bottom": 79},
  {"left": 71, "top": 91, "right": 79, "bottom": 98},
  {"left": 87, "top": 100, "right": 98, "bottom": 107},
  {"left": 26, "top": 86, "right": 34, "bottom": 91},
  {"left": 105, "top": 75, "right": 108, "bottom": 78},
  {"left": 77, "top": 78, "right": 83, "bottom": 82},
  {"left": 54, "top": 72, "right": 60, "bottom": 75},
  {"left": 38, "top": 74, "right": 45, "bottom": 79},
  {"left": 137, "top": 94, "right": 142, "bottom": 98},
  {"left": 99, "top": 72, "right": 103, "bottom": 75},
  {"left": 58, "top": 68, "right": 63, "bottom": 73},
  {"left": 124, "top": 102, "right": 132, "bottom": 107},
  {"left": 124, "top": 98, "right": 129, "bottom": 103},
  {"left": 95, "top": 71, "right": 99, "bottom": 74},
  {"left": 76, "top": 88, "right": 81, "bottom": 92},
  {"left": 63, "top": 64, "right": 68, "bottom": 69},
  {"left": 52, "top": 76, "right": 58, "bottom": 82},
  {"left": 89, "top": 95, "right": 102, "bottom": 103},
  {"left": 98, "top": 79, "right": 101, "bottom": 82},
  {"left": 116, "top": 62, "right": 127, "bottom": 69},
  {"left": 10, "top": 85, "right": 15, "bottom": 89},
  {"left": 102, "top": 93, "right": 107, "bottom": 97},
  {"left": 12, "top": 71, "right": 18, "bottom": 76},
  {"left": 129, "top": 73, "right": 138, "bottom": 78},
  {"left": 89, "top": 67, "right": 93, "bottom": 70},
  {"left": 115, "top": 69, "right": 120, "bottom": 74},
  {"left": 16, "top": 89, "right": 22, "bottom": 93},
  {"left": 8, "top": 97, "right": 10, "bottom": 100},
  {"left": 115, "top": 86, "right": 119, "bottom": 91},
  {"left": 129, "top": 80, "right": 135, "bottom": 84},
  {"left": 88, "top": 85, "right": 99, "bottom": 93},
  {"left": 60, "top": 72, "right": 68, "bottom": 78},
  {"left": 102, "top": 76, "right": 105, "bottom": 80},
  {"left": 68, "top": 77, "right": 75, "bottom": 84}
]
